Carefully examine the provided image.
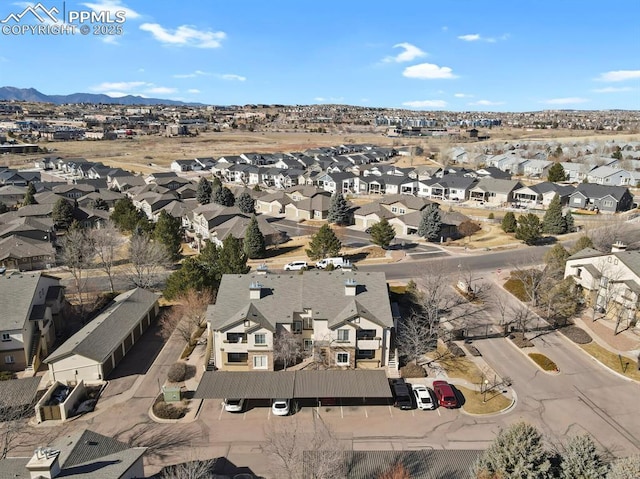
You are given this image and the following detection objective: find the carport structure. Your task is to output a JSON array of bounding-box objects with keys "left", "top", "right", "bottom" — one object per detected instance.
[{"left": 194, "top": 370, "right": 392, "bottom": 402}]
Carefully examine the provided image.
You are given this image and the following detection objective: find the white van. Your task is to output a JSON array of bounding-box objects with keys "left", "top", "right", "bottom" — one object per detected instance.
[{"left": 315, "top": 257, "right": 345, "bottom": 269}]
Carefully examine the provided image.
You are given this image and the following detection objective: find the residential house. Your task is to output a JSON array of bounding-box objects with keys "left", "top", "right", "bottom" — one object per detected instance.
[
  {"left": 207, "top": 272, "right": 394, "bottom": 371},
  {"left": 557, "top": 162, "right": 593, "bottom": 183},
  {"left": 487, "top": 154, "right": 527, "bottom": 175},
  {"left": 316, "top": 172, "right": 356, "bottom": 194},
  {"left": 110, "top": 175, "right": 146, "bottom": 192},
  {"left": 352, "top": 202, "right": 396, "bottom": 229},
  {"left": 170, "top": 159, "right": 199, "bottom": 172},
  {"left": 52, "top": 184, "right": 95, "bottom": 199},
  {"left": 389, "top": 209, "right": 469, "bottom": 238},
  {"left": 0, "top": 185, "right": 26, "bottom": 207},
  {"left": 0, "top": 429, "right": 146, "bottom": 479},
  {"left": 132, "top": 192, "right": 178, "bottom": 220},
  {"left": 0, "top": 235, "right": 56, "bottom": 271},
  {"left": 383, "top": 175, "right": 417, "bottom": 196},
  {"left": 587, "top": 166, "right": 635, "bottom": 186},
  {"left": 0, "top": 169, "right": 41, "bottom": 186},
  {"left": 255, "top": 191, "right": 292, "bottom": 216},
  {"left": 474, "top": 166, "right": 512, "bottom": 180},
  {"left": 568, "top": 184, "right": 634, "bottom": 213},
  {"left": 512, "top": 182, "right": 575, "bottom": 208},
  {"left": 418, "top": 176, "right": 477, "bottom": 201},
  {"left": 284, "top": 193, "right": 332, "bottom": 221},
  {"left": 468, "top": 178, "right": 523, "bottom": 205},
  {"left": 210, "top": 215, "right": 284, "bottom": 247},
  {"left": 0, "top": 216, "right": 54, "bottom": 243},
  {"left": 192, "top": 204, "right": 245, "bottom": 240},
  {"left": 76, "top": 189, "right": 124, "bottom": 209},
  {"left": 522, "top": 159, "right": 553, "bottom": 178},
  {"left": 46, "top": 288, "right": 159, "bottom": 383},
  {"left": 0, "top": 272, "right": 63, "bottom": 373},
  {"left": 564, "top": 244, "right": 639, "bottom": 327}
]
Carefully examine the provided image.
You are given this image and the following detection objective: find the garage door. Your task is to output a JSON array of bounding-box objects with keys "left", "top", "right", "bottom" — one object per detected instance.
[
  {"left": 133, "top": 324, "right": 141, "bottom": 341},
  {"left": 113, "top": 344, "right": 124, "bottom": 366},
  {"left": 123, "top": 334, "right": 133, "bottom": 353},
  {"left": 102, "top": 356, "right": 114, "bottom": 377}
]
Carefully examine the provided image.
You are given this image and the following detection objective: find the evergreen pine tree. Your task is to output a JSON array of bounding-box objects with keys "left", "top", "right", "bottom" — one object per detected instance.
[
  {"left": 515, "top": 213, "right": 542, "bottom": 245},
  {"left": 417, "top": 204, "right": 442, "bottom": 241},
  {"left": 196, "top": 177, "right": 212, "bottom": 205},
  {"left": 369, "top": 218, "right": 396, "bottom": 249},
  {"left": 214, "top": 186, "right": 235, "bottom": 206},
  {"left": 218, "top": 236, "right": 250, "bottom": 275},
  {"left": 501, "top": 211, "right": 517, "bottom": 233},
  {"left": 211, "top": 176, "right": 222, "bottom": 190},
  {"left": 111, "top": 197, "right": 148, "bottom": 233},
  {"left": 52, "top": 197, "right": 75, "bottom": 229},
  {"left": 542, "top": 194, "right": 566, "bottom": 234},
  {"left": 89, "top": 198, "right": 109, "bottom": 211},
  {"left": 561, "top": 435, "right": 609, "bottom": 479},
  {"left": 244, "top": 215, "right": 266, "bottom": 259},
  {"left": 164, "top": 257, "right": 209, "bottom": 300},
  {"left": 564, "top": 210, "right": 575, "bottom": 233},
  {"left": 235, "top": 191, "right": 256, "bottom": 214},
  {"left": 547, "top": 162, "right": 567, "bottom": 182},
  {"left": 153, "top": 210, "right": 183, "bottom": 261},
  {"left": 306, "top": 224, "right": 342, "bottom": 260},
  {"left": 23, "top": 183, "right": 37, "bottom": 206},
  {"left": 327, "top": 192, "right": 350, "bottom": 225}
]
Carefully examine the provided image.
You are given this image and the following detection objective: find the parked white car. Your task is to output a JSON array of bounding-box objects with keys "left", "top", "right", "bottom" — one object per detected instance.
[
  {"left": 271, "top": 399, "right": 290, "bottom": 416},
  {"left": 412, "top": 385, "right": 436, "bottom": 410},
  {"left": 284, "top": 261, "right": 308, "bottom": 271},
  {"left": 223, "top": 398, "right": 245, "bottom": 413}
]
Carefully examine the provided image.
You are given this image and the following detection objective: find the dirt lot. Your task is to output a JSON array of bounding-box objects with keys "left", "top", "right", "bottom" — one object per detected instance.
[{"left": 4, "top": 129, "right": 637, "bottom": 174}]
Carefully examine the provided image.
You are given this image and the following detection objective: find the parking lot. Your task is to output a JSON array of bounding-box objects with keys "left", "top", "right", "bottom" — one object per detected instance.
[{"left": 208, "top": 397, "right": 457, "bottom": 422}]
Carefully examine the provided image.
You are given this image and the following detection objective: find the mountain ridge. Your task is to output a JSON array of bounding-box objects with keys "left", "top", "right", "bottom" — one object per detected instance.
[{"left": 0, "top": 86, "right": 205, "bottom": 106}]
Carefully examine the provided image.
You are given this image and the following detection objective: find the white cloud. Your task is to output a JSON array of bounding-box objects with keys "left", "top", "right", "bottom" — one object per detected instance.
[
  {"left": 219, "top": 74, "right": 246, "bottom": 81},
  {"left": 187, "top": 89, "right": 200, "bottom": 94},
  {"left": 101, "top": 35, "right": 119, "bottom": 45},
  {"left": 91, "top": 81, "right": 148, "bottom": 91},
  {"left": 173, "top": 70, "right": 209, "bottom": 78},
  {"left": 469, "top": 100, "right": 504, "bottom": 106},
  {"left": 101, "top": 91, "right": 133, "bottom": 98},
  {"left": 314, "top": 97, "right": 344, "bottom": 103},
  {"left": 81, "top": 0, "right": 140, "bottom": 20},
  {"left": 402, "top": 100, "right": 447, "bottom": 108},
  {"left": 146, "top": 86, "right": 176, "bottom": 95},
  {"left": 458, "top": 33, "right": 507, "bottom": 43},
  {"left": 140, "top": 23, "right": 226, "bottom": 48},
  {"left": 592, "top": 86, "right": 633, "bottom": 93},
  {"left": 596, "top": 70, "right": 640, "bottom": 82},
  {"left": 542, "top": 97, "right": 589, "bottom": 105},
  {"left": 383, "top": 42, "right": 426, "bottom": 63},
  {"left": 403, "top": 63, "right": 457, "bottom": 80},
  {"left": 454, "top": 93, "right": 472, "bottom": 98}
]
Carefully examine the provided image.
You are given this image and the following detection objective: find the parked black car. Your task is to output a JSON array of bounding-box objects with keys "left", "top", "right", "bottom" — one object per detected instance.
[{"left": 389, "top": 378, "right": 414, "bottom": 410}]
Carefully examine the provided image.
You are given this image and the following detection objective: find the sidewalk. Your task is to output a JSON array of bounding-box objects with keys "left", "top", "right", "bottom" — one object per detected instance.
[{"left": 573, "top": 314, "right": 640, "bottom": 357}]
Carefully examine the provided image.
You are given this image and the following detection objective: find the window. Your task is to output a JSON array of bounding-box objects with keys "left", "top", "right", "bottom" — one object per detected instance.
[
  {"left": 1, "top": 333, "right": 10, "bottom": 342},
  {"left": 4, "top": 355, "right": 14, "bottom": 364},
  {"left": 603, "top": 200, "right": 614, "bottom": 207},
  {"left": 356, "top": 349, "right": 375, "bottom": 360},
  {"left": 227, "top": 353, "right": 248, "bottom": 363},
  {"left": 337, "top": 329, "right": 349, "bottom": 342},
  {"left": 573, "top": 197, "right": 582, "bottom": 204},
  {"left": 254, "top": 333, "right": 266, "bottom": 345},
  {"left": 336, "top": 352, "right": 350, "bottom": 366},
  {"left": 227, "top": 333, "right": 246, "bottom": 343},
  {"left": 292, "top": 321, "right": 302, "bottom": 334},
  {"left": 576, "top": 268, "right": 582, "bottom": 278},
  {"left": 356, "top": 329, "right": 376, "bottom": 340},
  {"left": 253, "top": 355, "right": 268, "bottom": 369},
  {"left": 303, "top": 339, "right": 313, "bottom": 351},
  {"left": 391, "top": 206, "right": 398, "bottom": 213},
  {"left": 303, "top": 317, "right": 313, "bottom": 330},
  {"left": 399, "top": 208, "right": 405, "bottom": 214}
]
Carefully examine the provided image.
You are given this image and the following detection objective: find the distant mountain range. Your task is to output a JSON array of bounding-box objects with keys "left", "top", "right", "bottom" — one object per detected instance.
[{"left": 0, "top": 86, "right": 204, "bottom": 106}]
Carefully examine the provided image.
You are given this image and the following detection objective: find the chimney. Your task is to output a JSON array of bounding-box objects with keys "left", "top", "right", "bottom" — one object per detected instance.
[
  {"left": 611, "top": 241, "right": 627, "bottom": 253},
  {"left": 341, "top": 260, "right": 353, "bottom": 272},
  {"left": 345, "top": 278, "right": 357, "bottom": 296},
  {"left": 256, "top": 264, "right": 269, "bottom": 275},
  {"left": 26, "top": 448, "right": 61, "bottom": 479},
  {"left": 249, "top": 281, "right": 263, "bottom": 300}
]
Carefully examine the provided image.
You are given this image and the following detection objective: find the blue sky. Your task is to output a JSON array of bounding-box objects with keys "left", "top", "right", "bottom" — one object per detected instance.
[{"left": 0, "top": 0, "right": 639, "bottom": 111}]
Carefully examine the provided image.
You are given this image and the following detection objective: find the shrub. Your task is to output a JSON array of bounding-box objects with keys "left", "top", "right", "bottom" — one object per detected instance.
[
  {"left": 153, "top": 397, "right": 187, "bottom": 420},
  {"left": 400, "top": 363, "right": 427, "bottom": 378},
  {"left": 325, "top": 263, "right": 335, "bottom": 271},
  {"left": 559, "top": 325, "right": 593, "bottom": 344},
  {"left": 466, "top": 345, "right": 482, "bottom": 357},
  {"left": 446, "top": 341, "right": 466, "bottom": 357},
  {"left": 528, "top": 353, "right": 558, "bottom": 371},
  {"left": 503, "top": 277, "right": 528, "bottom": 302},
  {"left": 509, "top": 332, "right": 533, "bottom": 348},
  {"left": 487, "top": 212, "right": 495, "bottom": 220},
  {"left": 0, "top": 371, "right": 16, "bottom": 381},
  {"left": 167, "top": 362, "right": 187, "bottom": 383}
]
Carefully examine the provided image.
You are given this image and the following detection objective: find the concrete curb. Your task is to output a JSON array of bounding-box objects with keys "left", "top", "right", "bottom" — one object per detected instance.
[{"left": 505, "top": 335, "right": 562, "bottom": 375}]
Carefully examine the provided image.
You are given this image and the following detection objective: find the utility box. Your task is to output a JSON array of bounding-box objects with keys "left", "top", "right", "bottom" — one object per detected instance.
[{"left": 162, "top": 385, "right": 181, "bottom": 403}]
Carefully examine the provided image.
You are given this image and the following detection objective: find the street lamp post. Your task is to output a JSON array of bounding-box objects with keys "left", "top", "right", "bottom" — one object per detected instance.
[{"left": 483, "top": 379, "right": 489, "bottom": 403}]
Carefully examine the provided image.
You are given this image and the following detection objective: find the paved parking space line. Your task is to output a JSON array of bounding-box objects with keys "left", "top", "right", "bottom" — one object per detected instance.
[
  {"left": 388, "top": 405, "right": 393, "bottom": 418},
  {"left": 437, "top": 408, "right": 441, "bottom": 417},
  {"left": 218, "top": 403, "right": 224, "bottom": 421},
  {"left": 364, "top": 406, "right": 368, "bottom": 418}
]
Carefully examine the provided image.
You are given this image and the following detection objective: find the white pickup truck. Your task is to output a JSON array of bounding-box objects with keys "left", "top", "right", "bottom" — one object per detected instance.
[{"left": 315, "top": 257, "right": 346, "bottom": 269}]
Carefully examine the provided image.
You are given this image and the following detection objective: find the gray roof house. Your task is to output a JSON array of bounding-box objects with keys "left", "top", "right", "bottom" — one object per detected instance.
[
  {"left": 45, "top": 288, "right": 159, "bottom": 384},
  {"left": 207, "top": 271, "right": 394, "bottom": 371},
  {"left": 568, "top": 184, "right": 634, "bottom": 213},
  {"left": 0, "top": 272, "right": 63, "bottom": 373},
  {"left": 469, "top": 178, "right": 523, "bottom": 205},
  {"left": 586, "top": 166, "right": 636, "bottom": 186},
  {"left": 512, "top": 182, "right": 575, "bottom": 208},
  {"left": 0, "top": 429, "right": 145, "bottom": 479}
]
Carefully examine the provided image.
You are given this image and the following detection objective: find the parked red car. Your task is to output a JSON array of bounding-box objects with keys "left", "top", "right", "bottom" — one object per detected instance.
[{"left": 432, "top": 380, "right": 458, "bottom": 408}]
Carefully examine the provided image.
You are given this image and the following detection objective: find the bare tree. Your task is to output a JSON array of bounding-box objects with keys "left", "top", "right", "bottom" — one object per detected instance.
[
  {"left": 378, "top": 463, "right": 411, "bottom": 479},
  {"left": 262, "top": 415, "right": 346, "bottom": 479},
  {"left": 160, "top": 289, "right": 214, "bottom": 345},
  {"left": 90, "top": 220, "right": 124, "bottom": 293},
  {"left": 493, "top": 291, "right": 514, "bottom": 336},
  {"left": 273, "top": 329, "right": 302, "bottom": 370},
  {"left": 126, "top": 233, "right": 169, "bottom": 289},
  {"left": 160, "top": 458, "right": 218, "bottom": 479},
  {"left": 396, "top": 312, "right": 438, "bottom": 364},
  {"left": 511, "top": 264, "right": 547, "bottom": 308},
  {"left": 60, "top": 224, "right": 95, "bottom": 318},
  {"left": 511, "top": 303, "right": 537, "bottom": 335}
]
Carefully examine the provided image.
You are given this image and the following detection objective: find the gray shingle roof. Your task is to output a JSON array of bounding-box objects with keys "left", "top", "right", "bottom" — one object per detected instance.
[
  {"left": 471, "top": 178, "right": 522, "bottom": 194},
  {"left": 208, "top": 272, "right": 393, "bottom": 332},
  {"left": 303, "top": 450, "right": 481, "bottom": 479},
  {"left": 45, "top": 288, "right": 158, "bottom": 364},
  {"left": 0, "top": 376, "right": 41, "bottom": 409},
  {"left": 574, "top": 183, "right": 630, "bottom": 200},
  {"left": 615, "top": 250, "right": 640, "bottom": 276},
  {"left": 194, "top": 370, "right": 392, "bottom": 399},
  {"left": 0, "top": 272, "right": 56, "bottom": 331}
]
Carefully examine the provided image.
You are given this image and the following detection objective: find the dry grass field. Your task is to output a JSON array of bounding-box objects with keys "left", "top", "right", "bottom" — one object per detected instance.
[{"left": 4, "top": 128, "right": 638, "bottom": 174}]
